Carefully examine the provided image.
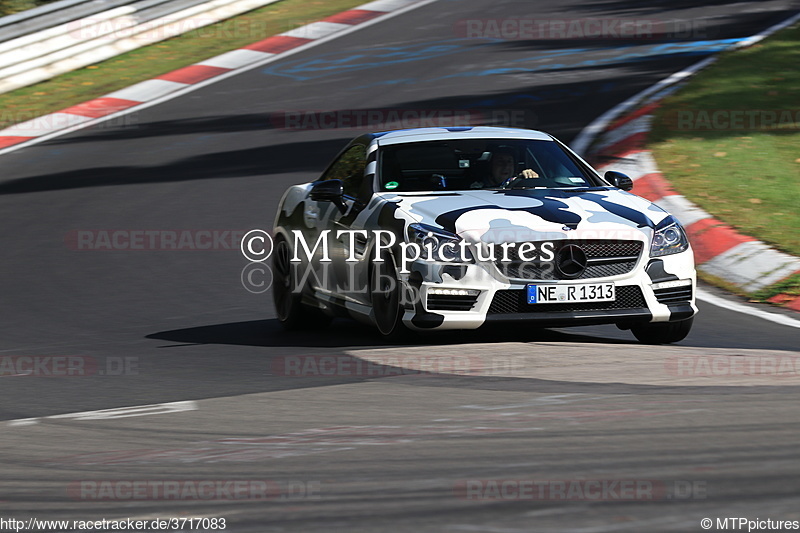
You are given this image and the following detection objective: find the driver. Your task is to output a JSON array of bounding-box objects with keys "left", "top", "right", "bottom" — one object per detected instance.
[{"left": 472, "top": 149, "right": 539, "bottom": 188}]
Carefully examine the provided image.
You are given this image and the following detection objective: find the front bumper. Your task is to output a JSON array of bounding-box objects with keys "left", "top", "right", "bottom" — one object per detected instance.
[{"left": 403, "top": 250, "right": 697, "bottom": 331}]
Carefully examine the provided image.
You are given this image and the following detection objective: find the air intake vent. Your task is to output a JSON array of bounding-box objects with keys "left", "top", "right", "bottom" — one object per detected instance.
[
  {"left": 488, "top": 286, "right": 646, "bottom": 314},
  {"left": 427, "top": 290, "right": 479, "bottom": 311},
  {"left": 654, "top": 285, "right": 693, "bottom": 304}
]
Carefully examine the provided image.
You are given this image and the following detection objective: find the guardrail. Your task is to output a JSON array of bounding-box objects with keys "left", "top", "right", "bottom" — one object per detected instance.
[
  {"left": 0, "top": 0, "right": 282, "bottom": 94},
  {"left": 0, "top": 0, "right": 141, "bottom": 42}
]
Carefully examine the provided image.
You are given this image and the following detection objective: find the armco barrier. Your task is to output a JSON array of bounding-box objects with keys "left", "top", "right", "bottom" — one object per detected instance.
[
  {"left": 0, "top": 0, "right": 283, "bottom": 94},
  {"left": 0, "top": 0, "right": 142, "bottom": 41},
  {"left": 0, "top": 0, "right": 431, "bottom": 151}
]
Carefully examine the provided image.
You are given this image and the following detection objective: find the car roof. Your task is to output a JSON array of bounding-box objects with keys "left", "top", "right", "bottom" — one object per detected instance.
[{"left": 372, "top": 126, "right": 554, "bottom": 146}]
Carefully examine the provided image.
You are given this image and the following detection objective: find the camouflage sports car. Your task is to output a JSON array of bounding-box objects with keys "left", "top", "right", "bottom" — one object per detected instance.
[{"left": 272, "top": 127, "right": 696, "bottom": 344}]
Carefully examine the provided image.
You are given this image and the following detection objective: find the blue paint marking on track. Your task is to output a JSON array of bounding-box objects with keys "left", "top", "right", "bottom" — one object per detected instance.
[
  {"left": 431, "top": 38, "right": 745, "bottom": 81},
  {"left": 263, "top": 37, "right": 745, "bottom": 87},
  {"left": 263, "top": 40, "right": 484, "bottom": 81}
]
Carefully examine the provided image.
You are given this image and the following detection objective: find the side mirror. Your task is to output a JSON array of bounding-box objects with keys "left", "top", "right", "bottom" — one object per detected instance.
[
  {"left": 604, "top": 171, "right": 633, "bottom": 191},
  {"left": 310, "top": 179, "right": 347, "bottom": 213}
]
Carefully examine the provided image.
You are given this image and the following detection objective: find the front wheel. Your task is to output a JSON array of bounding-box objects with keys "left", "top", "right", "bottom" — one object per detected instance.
[
  {"left": 369, "top": 251, "right": 408, "bottom": 340},
  {"left": 631, "top": 317, "right": 693, "bottom": 345},
  {"left": 272, "top": 237, "right": 331, "bottom": 331}
]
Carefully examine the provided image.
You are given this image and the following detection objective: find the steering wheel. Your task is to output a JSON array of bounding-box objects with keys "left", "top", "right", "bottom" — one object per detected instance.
[
  {"left": 431, "top": 174, "right": 447, "bottom": 189},
  {"left": 498, "top": 175, "right": 524, "bottom": 189},
  {"left": 498, "top": 169, "right": 539, "bottom": 189}
]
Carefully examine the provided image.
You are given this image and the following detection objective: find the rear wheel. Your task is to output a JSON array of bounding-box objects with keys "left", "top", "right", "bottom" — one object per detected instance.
[
  {"left": 631, "top": 317, "right": 693, "bottom": 345},
  {"left": 272, "top": 237, "right": 331, "bottom": 331},
  {"left": 370, "top": 250, "right": 407, "bottom": 340}
]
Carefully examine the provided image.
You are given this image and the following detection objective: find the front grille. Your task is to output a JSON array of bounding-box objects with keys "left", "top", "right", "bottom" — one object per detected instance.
[
  {"left": 427, "top": 294, "right": 479, "bottom": 311},
  {"left": 488, "top": 285, "right": 646, "bottom": 314},
  {"left": 654, "top": 285, "right": 693, "bottom": 304},
  {"left": 493, "top": 240, "right": 643, "bottom": 281}
]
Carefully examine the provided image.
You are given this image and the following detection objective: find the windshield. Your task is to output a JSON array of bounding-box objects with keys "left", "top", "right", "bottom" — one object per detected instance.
[{"left": 378, "top": 138, "right": 599, "bottom": 192}]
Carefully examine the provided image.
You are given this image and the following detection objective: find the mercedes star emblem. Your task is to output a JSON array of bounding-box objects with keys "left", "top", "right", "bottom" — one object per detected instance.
[{"left": 555, "top": 244, "right": 588, "bottom": 279}]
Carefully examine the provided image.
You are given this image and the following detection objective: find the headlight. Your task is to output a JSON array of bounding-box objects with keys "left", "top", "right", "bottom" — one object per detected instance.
[
  {"left": 651, "top": 215, "right": 689, "bottom": 257},
  {"left": 408, "top": 223, "right": 473, "bottom": 263}
]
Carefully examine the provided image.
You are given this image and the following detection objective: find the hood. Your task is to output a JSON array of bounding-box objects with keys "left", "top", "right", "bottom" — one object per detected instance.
[{"left": 381, "top": 188, "right": 668, "bottom": 244}]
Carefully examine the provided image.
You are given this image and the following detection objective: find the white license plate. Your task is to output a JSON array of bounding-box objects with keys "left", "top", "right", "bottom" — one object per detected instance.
[{"left": 527, "top": 283, "right": 615, "bottom": 304}]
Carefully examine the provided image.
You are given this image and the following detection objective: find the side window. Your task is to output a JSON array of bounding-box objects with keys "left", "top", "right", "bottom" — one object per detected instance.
[{"left": 322, "top": 145, "right": 367, "bottom": 198}]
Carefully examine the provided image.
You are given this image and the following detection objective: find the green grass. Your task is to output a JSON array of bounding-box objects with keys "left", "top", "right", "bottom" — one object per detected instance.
[
  {"left": 0, "top": 0, "right": 365, "bottom": 129},
  {"left": 0, "top": 0, "right": 60, "bottom": 17},
  {"left": 649, "top": 23, "right": 800, "bottom": 261},
  {"left": 752, "top": 273, "right": 800, "bottom": 303}
]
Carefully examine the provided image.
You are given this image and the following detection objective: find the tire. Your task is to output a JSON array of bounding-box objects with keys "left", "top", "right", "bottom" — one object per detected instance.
[
  {"left": 369, "top": 250, "right": 408, "bottom": 340},
  {"left": 631, "top": 317, "right": 693, "bottom": 345},
  {"left": 272, "top": 236, "right": 331, "bottom": 331}
]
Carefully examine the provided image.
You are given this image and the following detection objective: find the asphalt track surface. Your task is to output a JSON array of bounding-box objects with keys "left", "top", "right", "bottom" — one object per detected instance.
[{"left": 1, "top": 1, "right": 799, "bottom": 531}]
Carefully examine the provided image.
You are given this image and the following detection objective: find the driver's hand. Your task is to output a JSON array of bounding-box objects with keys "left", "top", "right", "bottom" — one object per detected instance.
[{"left": 519, "top": 169, "right": 539, "bottom": 179}]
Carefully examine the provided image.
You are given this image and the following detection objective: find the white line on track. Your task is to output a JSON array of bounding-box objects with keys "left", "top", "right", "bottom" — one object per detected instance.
[
  {"left": 5, "top": 400, "right": 197, "bottom": 426},
  {"left": 572, "top": 10, "right": 800, "bottom": 329},
  {"left": 569, "top": 55, "right": 717, "bottom": 156},
  {"left": 570, "top": 11, "right": 800, "bottom": 156},
  {"left": 2, "top": 2, "right": 796, "bottom": 331},
  {"left": 697, "top": 288, "right": 800, "bottom": 329}
]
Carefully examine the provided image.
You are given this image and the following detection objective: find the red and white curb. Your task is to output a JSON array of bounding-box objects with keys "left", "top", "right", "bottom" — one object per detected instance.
[
  {"left": 574, "top": 12, "right": 800, "bottom": 314},
  {"left": 0, "top": 0, "right": 435, "bottom": 153},
  {"left": 589, "top": 103, "right": 800, "bottom": 312}
]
